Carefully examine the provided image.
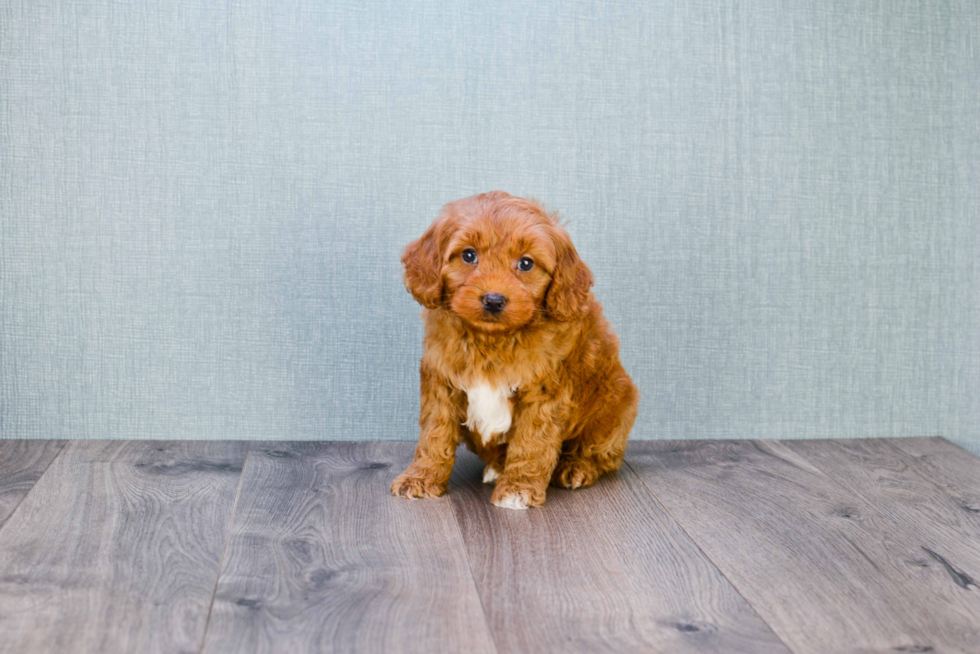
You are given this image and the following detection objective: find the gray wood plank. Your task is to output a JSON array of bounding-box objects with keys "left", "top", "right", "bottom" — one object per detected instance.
[
  {"left": 628, "top": 440, "right": 980, "bottom": 654},
  {"left": 785, "top": 438, "right": 980, "bottom": 587},
  {"left": 0, "top": 440, "right": 247, "bottom": 654},
  {"left": 448, "top": 449, "right": 789, "bottom": 654},
  {"left": 889, "top": 437, "right": 980, "bottom": 502},
  {"left": 201, "top": 442, "right": 496, "bottom": 654},
  {"left": 0, "top": 440, "right": 66, "bottom": 528}
]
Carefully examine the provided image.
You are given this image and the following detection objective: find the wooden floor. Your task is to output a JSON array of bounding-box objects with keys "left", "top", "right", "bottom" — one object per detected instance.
[{"left": 0, "top": 439, "right": 978, "bottom": 653}]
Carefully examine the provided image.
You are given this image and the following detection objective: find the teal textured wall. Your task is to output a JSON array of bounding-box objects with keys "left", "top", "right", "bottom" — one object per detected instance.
[{"left": 1, "top": 1, "right": 977, "bottom": 451}]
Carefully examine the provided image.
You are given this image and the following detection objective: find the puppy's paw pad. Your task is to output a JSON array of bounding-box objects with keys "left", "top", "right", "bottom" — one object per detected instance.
[
  {"left": 482, "top": 466, "right": 500, "bottom": 484},
  {"left": 492, "top": 492, "right": 529, "bottom": 510}
]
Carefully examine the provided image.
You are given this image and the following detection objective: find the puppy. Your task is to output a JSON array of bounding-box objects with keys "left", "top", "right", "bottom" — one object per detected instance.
[{"left": 391, "top": 191, "right": 638, "bottom": 509}]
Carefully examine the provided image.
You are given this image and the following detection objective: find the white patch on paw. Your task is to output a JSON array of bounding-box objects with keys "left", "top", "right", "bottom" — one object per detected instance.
[
  {"left": 463, "top": 381, "right": 513, "bottom": 445},
  {"left": 492, "top": 493, "right": 529, "bottom": 510},
  {"left": 482, "top": 466, "right": 500, "bottom": 484}
]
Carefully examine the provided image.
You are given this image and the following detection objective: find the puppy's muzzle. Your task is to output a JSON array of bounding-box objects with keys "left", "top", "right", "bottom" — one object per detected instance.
[{"left": 481, "top": 293, "right": 507, "bottom": 314}]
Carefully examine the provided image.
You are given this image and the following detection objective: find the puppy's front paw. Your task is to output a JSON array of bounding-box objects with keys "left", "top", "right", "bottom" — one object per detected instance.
[
  {"left": 491, "top": 481, "right": 545, "bottom": 510},
  {"left": 390, "top": 472, "right": 447, "bottom": 499},
  {"left": 493, "top": 492, "right": 529, "bottom": 510}
]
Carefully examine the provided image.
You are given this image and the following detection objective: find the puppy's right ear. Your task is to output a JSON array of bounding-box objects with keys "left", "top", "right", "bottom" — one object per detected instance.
[{"left": 402, "top": 217, "right": 450, "bottom": 309}]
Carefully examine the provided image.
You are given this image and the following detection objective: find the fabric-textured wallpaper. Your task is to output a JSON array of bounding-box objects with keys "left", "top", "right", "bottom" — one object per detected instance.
[{"left": 2, "top": 1, "right": 977, "bottom": 451}]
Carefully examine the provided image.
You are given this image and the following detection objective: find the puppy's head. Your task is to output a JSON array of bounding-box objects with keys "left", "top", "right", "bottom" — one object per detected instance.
[{"left": 402, "top": 191, "right": 593, "bottom": 333}]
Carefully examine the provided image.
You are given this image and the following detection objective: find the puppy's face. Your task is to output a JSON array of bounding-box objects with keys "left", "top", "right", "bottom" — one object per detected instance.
[
  {"left": 442, "top": 214, "right": 555, "bottom": 333},
  {"left": 402, "top": 192, "right": 593, "bottom": 332}
]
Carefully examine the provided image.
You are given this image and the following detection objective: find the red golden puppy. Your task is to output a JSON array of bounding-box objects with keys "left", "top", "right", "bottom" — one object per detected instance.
[{"left": 390, "top": 191, "right": 638, "bottom": 509}]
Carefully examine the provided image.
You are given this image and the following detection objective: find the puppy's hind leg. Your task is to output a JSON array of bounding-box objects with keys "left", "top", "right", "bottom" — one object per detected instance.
[
  {"left": 552, "top": 379, "right": 638, "bottom": 490},
  {"left": 551, "top": 452, "right": 601, "bottom": 490}
]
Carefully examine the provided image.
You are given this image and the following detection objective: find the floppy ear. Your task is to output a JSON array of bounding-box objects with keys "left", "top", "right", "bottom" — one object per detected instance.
[
  {"left": 402, "top": 216, "right": 451, "bottom": 309},
  {"left": 545, "top": 226, "right": 594, "bottom": 321}
]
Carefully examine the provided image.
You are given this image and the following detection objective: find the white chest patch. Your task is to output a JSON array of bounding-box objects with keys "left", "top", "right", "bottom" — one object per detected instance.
[{"left": 463, "top": 382, "right": 513, "bottom": 445}]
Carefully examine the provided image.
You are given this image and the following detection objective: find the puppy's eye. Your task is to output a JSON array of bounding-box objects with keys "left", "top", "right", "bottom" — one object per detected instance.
[
  {"left": 461, "top": 248, "right": 478, "bottom": 264},
  {"left": 518, "top": 257, "right": 534, "bottom": 272}
]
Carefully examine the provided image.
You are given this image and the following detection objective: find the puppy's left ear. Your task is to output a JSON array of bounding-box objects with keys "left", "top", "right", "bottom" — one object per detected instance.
[
  {"left": 545, "top": 226, "right": 594, "bottom": 321},
  {"left": 401, "top": 216, "right": 451, "bottom": 309}
]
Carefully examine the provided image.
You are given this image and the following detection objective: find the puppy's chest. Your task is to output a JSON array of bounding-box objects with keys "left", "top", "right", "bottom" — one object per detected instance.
[{"left": 461, "top": 381, "right": 517, "bottom": 445}]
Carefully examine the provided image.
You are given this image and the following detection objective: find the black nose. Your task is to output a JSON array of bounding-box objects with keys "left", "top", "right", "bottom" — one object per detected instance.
[{"left": 481, "top": 293, "right": 507, "bottom": 314}]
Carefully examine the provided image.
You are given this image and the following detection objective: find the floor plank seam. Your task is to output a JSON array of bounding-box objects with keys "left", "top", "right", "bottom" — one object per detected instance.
[
  {"left": 446, "top": 486, "right": 501, "bottom": 654},
  {"left": 622, "top": 456, "right": 799, "bottom": 654},
  {"left": 198, "top": 441, "right": 251, "bottom": 654},
  {"left": 0, "top": 440, "right": 69, "bottom": 535}
]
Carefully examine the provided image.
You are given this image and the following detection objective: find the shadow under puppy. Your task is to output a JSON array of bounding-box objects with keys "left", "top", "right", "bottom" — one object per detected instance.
[{"left": 391, "top": 191, "right": 638, "bottom": 509}]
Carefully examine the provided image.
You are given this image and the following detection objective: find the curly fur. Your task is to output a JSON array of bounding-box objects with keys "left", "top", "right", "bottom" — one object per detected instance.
[{"left": 391, "top": 191, "right": 639, "bottom": 509}]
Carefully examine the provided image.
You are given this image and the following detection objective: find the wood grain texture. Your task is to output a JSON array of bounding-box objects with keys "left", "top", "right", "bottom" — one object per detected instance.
[
  {"left": 202, "top": 442, "right": 496, "bottom": 654},
  {"left": 627, "top": 440, "right": 980, "bottom": 654},
  {"left": 0, "top": 440, "right": 66, "bottom": 528},
  {"left": 448, "top": 449, "right": 789, "bottom": 654},
  {"left": 784, "top": 438, "right": 980, "bottom": 590},
  {"left": 888, "top": 437, "right": 980, "bottom": 504},
  {"left": 0, "top": 440, "right": 247, "bottom": 654}
]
